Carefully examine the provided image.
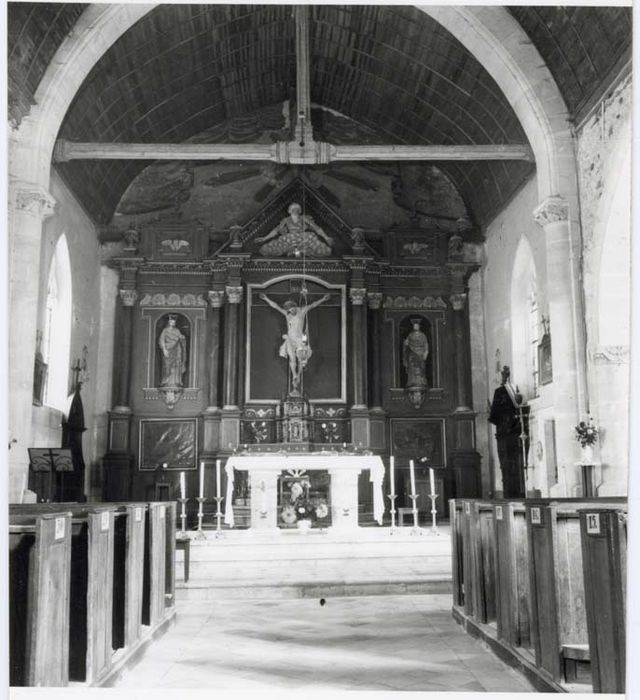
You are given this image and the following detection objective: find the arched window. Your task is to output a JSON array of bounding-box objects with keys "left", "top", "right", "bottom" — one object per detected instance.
[
  {"left": 42, "top": 234, "right": 72, "bottom": 411},
  {"left": 511, "top": 236, "right": 540, "bottom": 399}
]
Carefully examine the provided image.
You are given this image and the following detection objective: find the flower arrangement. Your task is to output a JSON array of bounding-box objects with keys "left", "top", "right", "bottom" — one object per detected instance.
[
  {"left": 574, "top": 417, "right": 598, "bottom": 448},
  {"left": 281, "top": 480, "right": 329, "bottom": 526}
]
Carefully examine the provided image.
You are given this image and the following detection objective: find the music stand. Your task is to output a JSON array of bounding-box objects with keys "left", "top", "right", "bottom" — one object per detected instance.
[{"left": 28, "top": 448, "right": 73, "bottom": 502}]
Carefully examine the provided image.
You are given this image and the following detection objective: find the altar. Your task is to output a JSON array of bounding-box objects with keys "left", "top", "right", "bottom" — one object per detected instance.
[{"left": 226, "top": 453, "right": 386, "bottom": 531}]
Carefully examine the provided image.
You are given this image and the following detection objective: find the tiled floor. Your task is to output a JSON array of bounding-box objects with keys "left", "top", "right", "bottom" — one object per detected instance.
[{"left": 115, "top": 594, "right": 535, "bottom": 692}]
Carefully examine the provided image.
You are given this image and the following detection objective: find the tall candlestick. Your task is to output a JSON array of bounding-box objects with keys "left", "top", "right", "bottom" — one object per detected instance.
[
  {"left": 390, "top": 456, "right": 395, "bottom": 497},
  {"left": 216, "top": 459, "right": 221, "bottom": 498},
  {"left": 429, "top": 468, "right": 435, "bottom": 496},
  {"left": 409, "top": 459, "right": 416, "bottom": 495},
  {"left": 179, "top": 471, "right": 186, "bottom": 500},
  {"left": 199, "top": 461, "right": 205, "bottom": 498}
]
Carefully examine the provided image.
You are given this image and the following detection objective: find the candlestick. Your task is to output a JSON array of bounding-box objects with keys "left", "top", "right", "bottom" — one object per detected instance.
[
  {"left": 179, "top": 471, "right": 186, "bottom": 500},
  {"left": 390, "top": 456, "right": 395, "bottom": 497},
  {"left": 408, "top": 494, "right": 422, "bottom": 536},
  {"left": 409, "top": 459, "right": 416, "bottom": 496},
  {"left": 199, "top": 461, "right": 205, "bottom": 499},
  {"left": 429, "top": 467, "right": 435, "bottom": 496},
  {"left": 428, "top": 493, "right": 441, "bottom": 536},
  {"left": 177, "top": 497, "right": 188, "bottom": 537},
  {"left": 216, "top": 459, "right": 221, "bottom": 498},
  {"left": 387, "top": 493, "right": 398, "bottom": 531},
  {"left": 195, "top": 496, "right": 207, "bottom": 539},
  {"left": 213, "top": 495, "right": 225, "bottom": 538}
]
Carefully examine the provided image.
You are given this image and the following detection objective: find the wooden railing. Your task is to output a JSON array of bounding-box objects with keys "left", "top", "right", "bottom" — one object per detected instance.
[
  {"left": 449, "top": 497, "right": 627, "bottom": 693},
  {"left": 9, "top": 501, "right": 177, "bottom": 688}
]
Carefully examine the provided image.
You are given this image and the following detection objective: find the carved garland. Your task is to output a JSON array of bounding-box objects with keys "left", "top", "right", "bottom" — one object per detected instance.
[
  {"left": 383, "top": 295, "right": 447, "bottom": 310},
  {"left": 139, "top": 293, "right": 208, "bottom": 307}
]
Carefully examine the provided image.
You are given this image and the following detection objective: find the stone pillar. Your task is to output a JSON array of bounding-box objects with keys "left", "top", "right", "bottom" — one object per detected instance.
[
  {"left": 203, "top": 290, "right": 225, "bottom": 454},
  {"left": 533, "top": 196, "right": 584, "bottom": 491},
  {"left": 114, "top": 289, "right": 137, "bottom": 411},
  {"left": 450, "top": 292, "right": 472, "bottom": 412},
  {"left": 247, "top": 469, "right": 280, "bottom": 532},
  {"left": 8, "top": 182, "right": 56, "bottom": 501},
  {"left": 221, "top": 285, "right": 243, "bottom": 449}
]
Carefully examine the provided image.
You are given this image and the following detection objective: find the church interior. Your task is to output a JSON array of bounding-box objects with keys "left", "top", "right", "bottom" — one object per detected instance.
[{"left": 6, "top": 3, "right": 634, "bottom": 694}]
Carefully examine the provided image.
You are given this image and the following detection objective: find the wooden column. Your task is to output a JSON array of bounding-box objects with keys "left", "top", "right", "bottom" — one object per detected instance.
[
  {"left": 450, "top": 292, "right": 472, "bottom": 412},
  {"left": 115, "top": 289, "right": 137, "bottom": 409},
  {"left": 367, "top": 292, "right": 383, "bottom": 410},
  {"left": 349, "top": 287, "right": 367, "bottom": 409},
  {"left": 222, "top": 286, "right": 242, "bottom": 409},
  {"left": 207, "top": 290, "right": 225, "bottom": 408}
]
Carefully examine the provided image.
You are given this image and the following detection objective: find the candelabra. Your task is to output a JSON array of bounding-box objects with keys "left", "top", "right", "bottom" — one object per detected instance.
[
  {"left": 387, "top": 493, "right": 398, "bottom": 531},
  {"left": 177, "top": 498, "right": 188, "bottom": 538},
  {"left": 428, "top": 493, "right": 441, "bottom": 535},
  {"left": 408, "top": 493, "right": 422, "bottom": 535},
  {"left": 213, "top": 495, "right": 225, "bottom": 538},
  {"left": 195, "top": 496, "right": 207, "bottom": 540}
]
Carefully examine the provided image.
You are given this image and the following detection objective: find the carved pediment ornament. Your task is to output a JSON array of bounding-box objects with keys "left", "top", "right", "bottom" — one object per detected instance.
[
  {"left": 533, "top": 195, "right": 569, "bottom": 227},
  {"left": 139, "top": 292, "right": 207, "bottom": 307},
  {"left": 383, "top": 295, "right": 447, "bottom": 310},
  {"left": 592, "top": 345, "right": 629, "bottom": 364}
]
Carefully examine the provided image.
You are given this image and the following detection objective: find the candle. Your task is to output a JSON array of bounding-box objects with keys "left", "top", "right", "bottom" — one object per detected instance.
[
  {"left": 409, "top": 459, "right": 416, "bottom": 496},
  {"left": 179, "top": 471, "right": 186, "bottom": 500},
  {"left": 216, "top": 459, "right": 221, "bottom": 498},
  {"left": 199, "top": 461, "right": 205, "bottom": 498},
  {"left": 389, "top": 456, "right": 395, "bottom": 496},
  {"left": 429, "top": 468, "right": 435, "bottom": 496}
]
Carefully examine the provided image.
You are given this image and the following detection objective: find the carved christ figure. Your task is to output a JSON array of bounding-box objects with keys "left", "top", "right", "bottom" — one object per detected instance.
[{"left": 259, "top": 292, "right": 331, "bottom": 394}]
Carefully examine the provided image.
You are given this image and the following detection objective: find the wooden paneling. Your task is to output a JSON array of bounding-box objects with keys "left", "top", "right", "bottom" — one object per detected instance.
[{"left": 449, "top": 499, "right": 464, "bottom": 607}]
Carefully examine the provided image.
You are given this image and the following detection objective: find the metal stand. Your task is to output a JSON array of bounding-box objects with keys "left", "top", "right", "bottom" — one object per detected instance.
[
  {"left": 177, "top": 498, "right": 188, "bottom": 538},
  {"left": 195, "top": 496, "right": 207, "bottom": 540},
  {"left": 409, "top": 494, "right": 422, "bottom": 535},
  {"left": 213, "top": 496, "right": 225, "bottom": 538},
  {"left": 428, "top": 493, "right": 441, "bottom": 535},
  {"left": 387, "top": 493, "right": 397, "bottom": 532}
]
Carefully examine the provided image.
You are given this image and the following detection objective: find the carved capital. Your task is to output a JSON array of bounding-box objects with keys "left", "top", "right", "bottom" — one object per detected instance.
[
  {"left": 367, "top": 292, "right": 383, "bottom": 310},
  {"left": 225, "top": 285, "right": 243, "bottom": 304},
  {"left": 119, "top": 289, "right": 138, "bottom": 307},
  {"left": 208, "top": 290, "right": 226, "bottom": 308},
  {"left": 449, "top": 293, "right": 467, "bottom": 311},
  {"left": 349, "top": 287, "right": 367, "bottom": 306},
  {"left": 533, "top": 195, "right": 569, "bottom": 227},
  {"left": 14, "top": 183, "right": 56, "bottom": 220}
]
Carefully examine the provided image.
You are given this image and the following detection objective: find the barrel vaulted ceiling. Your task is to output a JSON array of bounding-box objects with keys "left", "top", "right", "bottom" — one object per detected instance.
[{"left": 8, "top": 4, "right": 632, "bottom": 229}]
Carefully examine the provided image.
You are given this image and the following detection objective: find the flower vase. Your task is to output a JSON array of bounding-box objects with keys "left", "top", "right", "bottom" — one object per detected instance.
[
  {"left": 580, "top": 444, "right": 594, "bottom": 465},
  {"left": 297, "top": 519, "right": 312, "bottom": 534}
]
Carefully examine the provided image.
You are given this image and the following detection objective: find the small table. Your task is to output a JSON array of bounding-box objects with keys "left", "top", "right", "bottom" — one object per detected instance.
[{"left": 175, "top": 537, "right": 190, "bottom": 582}]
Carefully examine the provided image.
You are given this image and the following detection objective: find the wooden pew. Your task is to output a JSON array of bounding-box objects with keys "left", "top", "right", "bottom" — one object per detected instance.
[
  {"left": 9, "top": 512, "right": 72, "bottom": 687},
  {"left": 469, "top": 501, "right": 497, "bottom": 624},
  {"left": 449, "top": 499, "right": 465, "bottom": 607},
  {"left": 164, "top": 502, "right": 177, "bottom": 609},
  {"left": 579, "top": 508, "right": 627, "bottom": 693},
  {"left": 144, "top": 503, "right": 169, "bottom": 628},
  {"left": 460, "top": 500, "right": 475, "bottom": 617},
  {"left": 493, "top": 501, "right": 530, "bottom": 648}
]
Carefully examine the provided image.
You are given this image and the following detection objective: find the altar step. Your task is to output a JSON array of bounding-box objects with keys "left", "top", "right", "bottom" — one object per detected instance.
[{"left": 175, "top": 526, "right": 452, "bottom": 600}]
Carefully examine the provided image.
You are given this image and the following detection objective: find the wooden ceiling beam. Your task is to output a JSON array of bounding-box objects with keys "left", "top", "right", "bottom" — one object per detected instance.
[{"left": 53, "top": 139, "right": 535, "bottom": 164}]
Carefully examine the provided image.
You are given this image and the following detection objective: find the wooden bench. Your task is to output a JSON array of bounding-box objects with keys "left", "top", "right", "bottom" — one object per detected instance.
[
  {"left": 493, "top": 501, "right": 530, "bottom": 648},
  {"left": 579, "top": 508, "right": 627, "bottom": 693},
  {"left": 449, "top": 499, "right": 465, "bottom": 607},
  {"left": 9, "top": 511, "right": 72, "bottom": 687},
  {"left": 468, "top": 501, "right": 497, "bottom": 624}
]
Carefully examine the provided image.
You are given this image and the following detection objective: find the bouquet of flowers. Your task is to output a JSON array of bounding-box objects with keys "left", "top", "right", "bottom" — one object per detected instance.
[
  {"left": 281, "top": 480, "right": 329, "bottom": 525},
  {"left": 574, "top": 417, "right": 598, "bottom": 448}
]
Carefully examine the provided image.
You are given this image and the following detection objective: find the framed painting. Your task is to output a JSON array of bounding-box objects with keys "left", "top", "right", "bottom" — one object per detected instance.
[
  {"left": 390, "top": 418, "right": 446, "bottom": 467},
  {"left": 139, "top": 418, "right": 197, "bottom": 470}
]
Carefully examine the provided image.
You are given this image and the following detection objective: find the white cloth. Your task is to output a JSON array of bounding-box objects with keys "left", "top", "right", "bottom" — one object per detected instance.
[
  {"left": 224, "top": 463, "right": 235, "bottom": 527},
  {"left": 369, "top": 462, "right": 385, "bottom": 525}
]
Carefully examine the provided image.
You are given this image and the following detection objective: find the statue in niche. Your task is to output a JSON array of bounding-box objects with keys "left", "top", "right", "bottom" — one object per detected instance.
[
  {"left": 488, "top": 365, "right": 529, "bottom": 498},
  {"left": 259, "top": 292, "right": 330, "bottom": 396},
  {"left": 158, "top": 315, "right": 187, "bottom": 387},
  {"left": 255, "top": 203, "right": 333, "bottom": 257},
  {"left": 403, "top": 319, "right": 429, "bottom": 389}
]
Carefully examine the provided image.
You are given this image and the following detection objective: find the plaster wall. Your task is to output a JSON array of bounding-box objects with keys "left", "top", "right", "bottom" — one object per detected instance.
[
  {"left": 480, "top": 176, "right": 557, "bottom": 496},
  {"left": 30, "top": 170, "right": 103, "bottom": 496},
  {"left": 576, "top": 74, "right": 631, "bottom": 495}
]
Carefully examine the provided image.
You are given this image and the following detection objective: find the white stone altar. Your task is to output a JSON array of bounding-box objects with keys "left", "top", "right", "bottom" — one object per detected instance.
[{"left": 225, "top": 453, "right": 386, "bottom": 531}]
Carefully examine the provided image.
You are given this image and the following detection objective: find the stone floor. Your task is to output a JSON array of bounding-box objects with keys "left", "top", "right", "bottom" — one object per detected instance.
[{"left": 114, "top": 594, "right": 536, "bottom": 692}]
